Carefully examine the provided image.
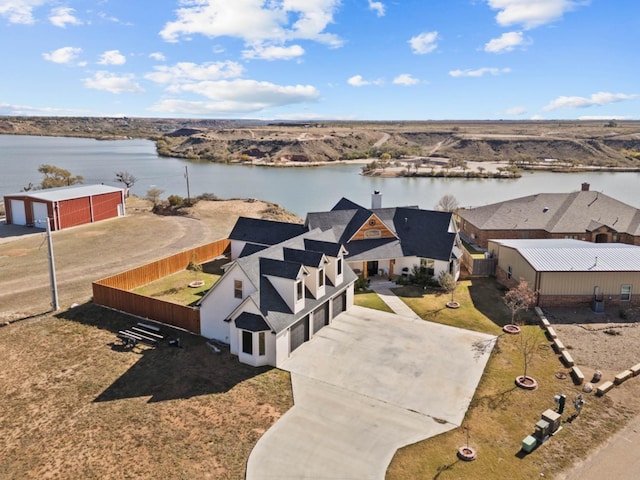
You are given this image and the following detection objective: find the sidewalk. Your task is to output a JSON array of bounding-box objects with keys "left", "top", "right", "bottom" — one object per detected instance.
[{"left": 368, "top": 280, "right": 422, "bottom": 321}]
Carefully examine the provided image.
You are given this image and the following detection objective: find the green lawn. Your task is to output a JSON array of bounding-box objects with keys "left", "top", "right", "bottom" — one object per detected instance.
[
  {"left": 132, "top": 270, "right": 220, "bottom": 306},
  {"left": 386, "top": 278, "right": 626, "bottom": 479},
  {"left": 354, "top": 291, "right": 394, "bottom": 313}
]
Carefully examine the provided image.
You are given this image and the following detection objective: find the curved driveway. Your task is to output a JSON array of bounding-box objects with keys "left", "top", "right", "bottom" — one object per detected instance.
[{"left": 247, "top": 305, "right": 496, "bottom": 479}]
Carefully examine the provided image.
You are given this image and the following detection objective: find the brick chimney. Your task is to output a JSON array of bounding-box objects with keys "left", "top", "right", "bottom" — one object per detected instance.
[{"left": 581, "top": 182, "right": 590, "bottom": 191}]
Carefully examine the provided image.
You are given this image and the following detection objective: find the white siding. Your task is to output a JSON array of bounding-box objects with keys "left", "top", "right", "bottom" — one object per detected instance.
[
  {"left": 199, "top": 265, "right": 256, "bottom": 343},
  {"left": 230, "top": 240, "right": 247, "bottom": 260},
  {"left": 275, "top": 331, "right": 290, "bottom": 368},
  {"left": 266, "top": 275, "right": 306, "bottom": 314}
]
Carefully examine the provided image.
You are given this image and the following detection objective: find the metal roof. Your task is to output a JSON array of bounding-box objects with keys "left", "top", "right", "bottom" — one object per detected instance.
[
  {"left": 492, "top": 239, "right": 640, "bottom": 272},
  {"left": 6, "top": 184, "right": 123, "bottom": 202}
]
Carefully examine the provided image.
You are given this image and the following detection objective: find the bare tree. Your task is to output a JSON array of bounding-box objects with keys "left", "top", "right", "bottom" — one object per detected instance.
[
  {"left": 145, "top": 187, "right": 164, "bottom": 207},
  {"left": 438, "top": 271, "right": 457, "bottom": 302},
  {"left": 518, "top": 323, "right": 542, "bottom": 381},
  {"left": 115, "top": 171, "right": 137, "bottom": 196},
  {"left": 435, "top": 194, "right": 459, "bottom": 212},
  {"left": 503, "top": 278, "right": 537, "bottom": 326}
]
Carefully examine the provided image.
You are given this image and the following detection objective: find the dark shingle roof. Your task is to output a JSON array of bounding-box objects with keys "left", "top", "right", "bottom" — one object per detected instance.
[
  {"left": 306, "top": 201, "right": 456, "bottom": 262},
  {"left": 303, "top": 238, "right": 344, "bottom": 257},
  {"left": 259, "top": 257, "right": 306, "bottom": 280},
  {"left": 235, "top": 312, "right": 270, "bottom": 332},
  {"left": 229, "top": 217, "right": 307, "bottom": 245},
  {"left": 283, "top": 247, "right": 326, "bottom": 268}
]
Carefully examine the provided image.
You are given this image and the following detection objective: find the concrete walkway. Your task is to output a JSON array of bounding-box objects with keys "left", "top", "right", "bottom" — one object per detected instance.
[
  {"left": 246, "top": 306, "right": 496, "bottom": 480},
  {"left": 368, "top": 280, "right": 422, "bottom": 320}
]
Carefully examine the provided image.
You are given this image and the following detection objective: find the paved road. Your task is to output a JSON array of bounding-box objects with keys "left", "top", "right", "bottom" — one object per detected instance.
[
  {"left": 560, "top": 414, "right": 640, "bottom": 480},
  {"left": 246, "top": 305, "right": 496, "bottom": 479}
]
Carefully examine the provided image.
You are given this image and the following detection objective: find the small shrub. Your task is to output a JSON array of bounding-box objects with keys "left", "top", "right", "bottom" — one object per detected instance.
[{"left": 167, "top": 194, "right": 184, "bottom": 207}]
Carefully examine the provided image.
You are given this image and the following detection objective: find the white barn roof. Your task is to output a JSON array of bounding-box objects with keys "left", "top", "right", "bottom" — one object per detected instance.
[
  {"left": 492, "top": 239, "right": 640, "bottom": 272},
  {"left": 6, "top": 184, "right": 123, "bottom": 202}
]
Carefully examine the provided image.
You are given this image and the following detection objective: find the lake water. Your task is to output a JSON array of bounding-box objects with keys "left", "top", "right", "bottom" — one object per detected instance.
[{"left": 1, "top": 134, "right": 639, "bottom": 217}]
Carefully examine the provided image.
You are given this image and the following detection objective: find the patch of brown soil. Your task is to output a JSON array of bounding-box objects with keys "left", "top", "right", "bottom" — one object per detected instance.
[{"left": 0, "top": 248, "right": 29, "bottom": 256}]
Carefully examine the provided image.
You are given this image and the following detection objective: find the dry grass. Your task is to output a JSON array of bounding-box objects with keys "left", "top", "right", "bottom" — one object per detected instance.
[
  {"left": 132, "top": 270, "right": 221, "bottom": 306},
  {"left": 0, "top": 304, "right": 293, "bottom": 480},
  {"left": 386, "top": 278, "right": 640, "bottom": 479}
]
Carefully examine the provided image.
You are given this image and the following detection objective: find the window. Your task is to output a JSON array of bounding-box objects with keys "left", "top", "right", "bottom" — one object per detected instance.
[
  {"left": 234, "top": 280, "right": 243, "bottom": 299},
  {"left": 337, "top": 258, "right": 343, "bottom": 275},
  {"left": 296, "top": 280, "right": 304, "bottom": 301},
  {"left": 242, "top": 330, "right": 252, "bottom": 354},
  {"left": 258, "top": 332, "right": 266, "bottom": 356},
  {"left": 318, "top": 267, "right": 325, "bottom": 287},
  {"left": 621, "top": 285, "right": 632, "bottom": 302},
  {"left": 507, "top": 265, "right": 512, "bottom": 280},
  {"left": 420, "top": 258, "right": 435, "bottom": 276}
]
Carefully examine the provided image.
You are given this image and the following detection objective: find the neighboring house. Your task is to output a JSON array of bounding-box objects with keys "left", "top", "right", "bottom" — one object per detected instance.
[
  {"left": 306, "top": 192, "right": 462, "bottom": 281},
  {"left": 198, "top": 228, "right": 356, "bottom": 367},
  {"left": 489, "top": 238, "right": 640, "bottom": 308},
  {"left": 3, "top": 184, "right": 125, "bottom": 231},
  {"left": 457, "top": 183, "right": 640, "bottom": 249}
]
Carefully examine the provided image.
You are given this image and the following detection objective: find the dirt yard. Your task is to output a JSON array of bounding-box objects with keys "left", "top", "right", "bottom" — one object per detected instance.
[
  {"left": 0, "top": 304, "right": 292, "bottom": 480},
  {"left": 0, "top": 198, "right": 300, "bottom": 479},
  {"left": 0, "top": 196, "right": 301, "bottom": 319}
]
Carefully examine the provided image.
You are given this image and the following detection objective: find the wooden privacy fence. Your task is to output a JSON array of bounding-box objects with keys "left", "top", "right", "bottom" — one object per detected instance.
[
  {"left": 92, "top": 238, "right": 230, "bottom": 334},
  {"left": 461, "top": 248, "right": 497, "bottom": 277}
]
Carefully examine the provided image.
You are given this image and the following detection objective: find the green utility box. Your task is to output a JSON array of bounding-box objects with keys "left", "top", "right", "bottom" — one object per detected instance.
[{"left": 522, "top": 435, "right": 537, "bottom": 453}]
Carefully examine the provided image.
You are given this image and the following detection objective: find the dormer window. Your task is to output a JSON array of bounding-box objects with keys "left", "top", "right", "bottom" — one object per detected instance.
[
  {"left": 296, "top": 280, "right": 304, "bottom": 301},
  {"left": 337, "top": 257, "right": 343, "bottom": 275},
  {"left": 234, "top": 280, "right": 243, "bottom": 299},
  {"left": 319, "top": 267, "right": 325, "bottom": 287}
]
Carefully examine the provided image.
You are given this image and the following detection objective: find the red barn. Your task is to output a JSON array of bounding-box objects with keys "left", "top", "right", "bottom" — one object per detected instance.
[{"left": 3, "top": 184, "right": 125, "bottom": 231}]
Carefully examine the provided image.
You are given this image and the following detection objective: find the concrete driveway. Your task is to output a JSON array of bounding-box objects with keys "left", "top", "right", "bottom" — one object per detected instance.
[{"left": 246, "top": 306, "right": 496, "bottom": 480}]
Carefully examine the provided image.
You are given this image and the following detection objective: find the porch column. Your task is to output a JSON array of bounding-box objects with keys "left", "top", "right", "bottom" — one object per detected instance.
[
  {"left": 362, "top": 261, "right": 368, "bottom": 279},
  {"left": 389, "top": 259, "right": 395, "bottom": 277}
]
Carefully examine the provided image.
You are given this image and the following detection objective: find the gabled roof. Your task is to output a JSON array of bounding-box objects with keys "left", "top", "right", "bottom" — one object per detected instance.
[
  {"left": 303, "top": 238, "right": 346, "bottom": 257},
  {"left": 283, "top": 247, "right": 327, "bottom": 268},
  {"left": 260, "top": 257, "right": 307, "bottom": 280},
  {"left": 5, "top": 184, "right": 123, "bottom": 202},
  {"left": 458, "top": 190, "right": 640, "bottom": 236},
  {"left": 235, "top": 312, "right": 270, "bottom": 332},
  {"left": 229, "top": 217, "right": 307, "bottom": 245},
  {"left": 306, "top": 199, "right": 457, "bottom": 262},
  {"left": 493, "top": 239, "right": 640, "bottom": 272},
  {"left": 203, "top": 227, "right": 356, "bottom": 334}
]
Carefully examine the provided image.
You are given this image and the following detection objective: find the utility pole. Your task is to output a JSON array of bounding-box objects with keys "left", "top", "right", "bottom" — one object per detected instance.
[
  {"left": 45, "top": 219, "right": 60, "bottom": 311},
  {"left": 184, "top": 165, "right": 191, "bottom": 205}
]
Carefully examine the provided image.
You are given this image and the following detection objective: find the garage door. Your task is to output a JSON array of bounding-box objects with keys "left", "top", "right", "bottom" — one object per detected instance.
[
  {"left": 313, "top": 303, "right": 329, "bottom": 334},
  {"left": 32, "top": 202, "right": 49, "bottom": 228},
  {"left": 290, "top": 317, "right": 309, "bottom": 353},
  {"left": 332, "top": 292, "right": 347, "bottom": 319},
  {"left": 10, "top": 199, "right": 26, "bottom": 225}
]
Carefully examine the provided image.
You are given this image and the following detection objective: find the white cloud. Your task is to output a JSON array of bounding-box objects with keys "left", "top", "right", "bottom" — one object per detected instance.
[
  {"left": 149, "top": 52, "right": 166, "bottom": 62},
  {"left": 98, "top": 50, "right": 127, "bottom": 66},
  {"left": 393, "top": 74, "right": 420, "bottom": 86},
  {"left": 0, "top": 0, "right": 47, "bottom": 24},
  {"left": 409, "top": 31, "right": 439, "bottom": 54},
  {"left": 530, "top": 115, "right": 545, "bottom": 120},
  {"left": 83, "top": 71, "right": 145, "bottom": 94},
  {"left": 150, "top": 78, "right": 320, "bottom": 114},
  {"left": 145, "top": 61, "right": 244, "bottom": 84},
  {"left": 42, "top": 46, "right": 82, "bottom": 64},
  {"left": 160, "top": 0, "right": 342, "bottom": 53},
  {"left": 449, "top": 67, "right": 511, "bottom": 77},
  {"left": 544, "top": 92, "right": 639, "bottom": 111},
  {"left": 242, "top": 44, "right": 305, "bottom": 61},
  {"left": 347, "top": 75, "right": 383, "bottom": 87},
  {"left": 486, "top": 0, "right": 584, "bottom": 30},
  {"left": 0, "top": 101, "right": 86, "bottom": 116},
  {"left": 368, "top": 1, "right": 385, "bottom": 17},
  {"left": 484, "top": 31, "right": 528, "bottom": 53},
  {"left": 49, "top": 6, "right": 82, "bottom": 27}
]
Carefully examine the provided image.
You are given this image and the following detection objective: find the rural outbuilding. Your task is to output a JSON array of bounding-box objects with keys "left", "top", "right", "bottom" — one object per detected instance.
[
  {"left": 489, "top": 238, "right": 640, "bottom": 308},
  {"left": 3, "top": 184, "right": 125, "bottom": 231}
]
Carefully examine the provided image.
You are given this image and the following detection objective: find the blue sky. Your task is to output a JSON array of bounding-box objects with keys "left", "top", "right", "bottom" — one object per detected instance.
[{"left": 0, "top": 0, "right": 638, "bottom": 120}]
